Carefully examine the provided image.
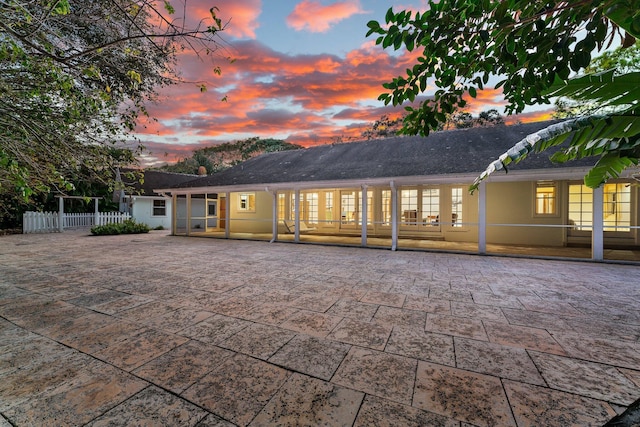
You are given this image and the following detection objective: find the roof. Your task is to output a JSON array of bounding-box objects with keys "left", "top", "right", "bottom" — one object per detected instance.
[
  {"left": 123, "top": 170, "right": 199, "bottom": 196},
  {"left": 169, "top": 120, "right": 596, "bottom": 190}
]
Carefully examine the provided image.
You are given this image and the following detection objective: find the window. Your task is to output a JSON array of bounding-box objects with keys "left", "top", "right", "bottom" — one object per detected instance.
[
  {"left": 422, "top": 188, "right": 440, "bottom": 226},
  {"left": 401, "top": 189, "right": 418, "bottom": 225},
  {"left": 381, "top": 190, "right": 392, "bottom": 226},
  {"left": 238, "top": 193, "right": 255, "bottom": 212},
  {"left": 451, "top": 187, "right": 463, "bottom": 227},
  {"left": 568, "top": 183, "right": 630, "bottom": 232},
  {"left": 604, "top": 183, "right": 631, "bottom": 232},
  {"left": 303, "top": 192, "right": 319, "bottom": 224},
  {"left": 324, "top": 191, "right": 334, "bottom": 225},
  {"left": 152, "top": 199, "right": 166, "bottom": 216},
  {"left": 341, "top": 191, "right": 356, "bottom": 224},
  {"left": 535, "top": 182, "right": 557, "bottom": 215},
  {"left": 207, "top": 202, "right": 217, "bottom": 216},
  {"left": 568, "top": 184, "right": 593, "bottom": 231},
  {"left": 277, "top": 193, "right": 286, "bottom": 221}
]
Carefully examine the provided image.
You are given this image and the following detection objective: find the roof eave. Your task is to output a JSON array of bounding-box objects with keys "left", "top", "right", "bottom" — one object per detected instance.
[{"left": 154, "top": 167, "right": 600, "bottom": 195}]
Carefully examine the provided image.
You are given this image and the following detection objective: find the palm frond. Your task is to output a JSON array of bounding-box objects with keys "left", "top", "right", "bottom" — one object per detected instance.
[{"left": 470, "top": 115, "right": 640, "bottom": 192}]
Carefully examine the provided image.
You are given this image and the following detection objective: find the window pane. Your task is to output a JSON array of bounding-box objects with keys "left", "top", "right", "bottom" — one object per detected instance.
[
  {"left": 568, "top": 184, "right": 592, "bottom": 231},
  {"left": 381, "top": 190, "right": 391, "bottom": 226},
  {"left": 603, "top": 183, "right": 631, "bottom": 232},
  {"left": 324, "top": 191, "right": 334, "bottom": 225},
  {"left": 152, "top": 199, "right": 166, "bottom": 216},
  {"left": 401, "top": 189, "right": 418, "bottom": 226},
  {"left": 536, "top": 184, "right": 556, "bottom": 215},
  {"left": 422, "top": 188, "right": 440, "bottom": 226},
  {"left": 304, "top": 192, "right": 319, "bottom": 224},
  {"left": 451, "top": 187, "right": 463, "bottom": 227},
  {"left": 341, "top": 192, "right": 356, "bottom": 224},
  {"left": 277, "top": 193, "right": 286, "bottom": 221},
  {"left": 239, "top": 193, "right": 256, "bottom": 212}
]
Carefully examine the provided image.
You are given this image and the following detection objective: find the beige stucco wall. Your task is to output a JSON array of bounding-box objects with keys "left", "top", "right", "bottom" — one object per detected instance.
[
  {"left": 485, "top": 181, "right": 565, "bottom": 246},
  {"left": 228, "top": 191, "right": 273, "bottom": 233}
]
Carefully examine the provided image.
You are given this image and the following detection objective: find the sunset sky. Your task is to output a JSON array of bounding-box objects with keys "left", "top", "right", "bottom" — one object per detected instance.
[{"left": 138, "top": 0, "right": 553, "bottom": 166}]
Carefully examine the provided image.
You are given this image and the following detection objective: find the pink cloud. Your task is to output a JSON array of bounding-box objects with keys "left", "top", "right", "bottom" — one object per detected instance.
[
  {"left": 286, "top": 0, "right": 366, "bottom": 33},
  {"left": 139, "top": 38, "right": 436, "bottom": 150}
]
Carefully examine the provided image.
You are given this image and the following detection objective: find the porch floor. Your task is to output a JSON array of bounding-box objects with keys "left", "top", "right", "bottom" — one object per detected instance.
[
  {"left": 186, "top": 231, "right": 640, "bottom": 263},
  {"left": 1, "top": 230, "right": 639, "bottom": 425}
]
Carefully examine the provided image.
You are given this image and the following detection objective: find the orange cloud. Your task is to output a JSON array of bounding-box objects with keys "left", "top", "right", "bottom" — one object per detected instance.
[
  {"left": 286, "top": 0, "right": 366, "bottom": 33},
  {"left": 186, "top": 0, "right": 261, "bottom": 39},
  {"left": 506, "top": 109, "right": 555, "bottom": 124}
]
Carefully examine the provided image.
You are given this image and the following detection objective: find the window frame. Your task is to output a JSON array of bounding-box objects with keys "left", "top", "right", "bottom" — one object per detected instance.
[
  {"left": 152, "top": 199, "right": 167, "bottom": 217},
  {"left": 534, "top": 181, "right": 559, "bottom": 217},
  {"left": 238, "top": 192, "right": 256, "bottom": 213}
]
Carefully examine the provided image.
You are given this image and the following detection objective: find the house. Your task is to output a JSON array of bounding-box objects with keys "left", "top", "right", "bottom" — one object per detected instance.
[
  {"left": 116, "top": 170, "right": 198, "bottom": 229},
  {"left": 155, "top": 120, "right": 640, "bottom": 261}
]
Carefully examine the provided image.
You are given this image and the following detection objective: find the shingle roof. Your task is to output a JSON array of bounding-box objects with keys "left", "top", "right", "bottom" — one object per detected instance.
[
  {"left": 171, "top": 120, "right": 594, "bottom": 189},
  {"left": 124, "top": 170, "right": 199, "bottom": 196}
]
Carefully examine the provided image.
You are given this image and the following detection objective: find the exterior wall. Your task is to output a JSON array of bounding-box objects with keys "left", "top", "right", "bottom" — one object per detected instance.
[
  {"left": 485, "top": 181, "right": 565, "bottom": 246},
  {"left": 129, "top": 196, "right": 172, "bottom": 229},
  {"left": 171, "top": 179, "right": 640, "bottom": 250},
  {"left": 228, "top": 191, "right": 273, "bottom": 233}
]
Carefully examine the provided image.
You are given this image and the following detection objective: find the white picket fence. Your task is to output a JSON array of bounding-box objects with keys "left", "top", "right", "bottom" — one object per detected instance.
[{"left": 23, "top": 211, "right": 131, "bottom": 234}]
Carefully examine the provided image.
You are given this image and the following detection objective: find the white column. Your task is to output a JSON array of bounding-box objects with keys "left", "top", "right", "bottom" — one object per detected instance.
[
  {"left": 361, "top": 185, "right": 368, "bottom": 247},
  {"left": 294, "top": 190, "right": 300, "bottom": 242},
  {"left": 478, "top": 181, "right": 487, "bottom": 254},
  {"left": 171, "top": 194, "right": 177, "bottom": 235},
  {"left": 186, "top": 194, "right": 191, "bottom": 237},
  {"left": 592, "top": 185, "right": 604, "bottom": 261},
  {"left": 391, "top": 181, "right": 398, "bottom": 251},
  {"left": 271, "top": 191, "right": 278, "bottom": 243},
  {"left": 94, "top": 198, "right": 99, "bottom": 226},
  {"left": 58, "top": 196, "right": 64, "bottom": 232},
  {"left": 225, "top": 192, "right": 230, "bottom": 238}
]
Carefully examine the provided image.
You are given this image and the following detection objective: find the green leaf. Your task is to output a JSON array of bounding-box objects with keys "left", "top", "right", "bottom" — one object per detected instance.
[
  {"left": 545, "top": 70, "right": 640, "bottom": 112},
  {"left": 163, "top": 1, "right": 175, "bottom": 14},
  {"left": 583, "top": 154, "right": 638, "bottom": 188}
]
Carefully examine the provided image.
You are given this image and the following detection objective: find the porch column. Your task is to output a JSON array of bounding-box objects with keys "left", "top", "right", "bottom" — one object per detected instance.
[
  {"left": 592, "top": 185, "right": 604, "bottom": 261},
  {"left": 391, "top": 181, "right": 398, "bottom": 251},
  {"left": 171, "top": 194, "right": 177, "bottom": 235},
  {"left": 478, "top": 181, "right": 487, "bottom": 254},
  {"left": 361, "top": 185, "right": 368, "bottom": 247},
  {"left": 225, "top": 192, "right": 230, "bottom": 238},
  {"left": 186, "top": 194, "right": 192, "bottom": 236},
  {"left": 58, "top": 196, "right": 64, "bottom": 232},
  {"left": 270, "top": 191, "right": 278, "bottom": 243},
  {"left": 94, "top": 198, "right": 99, "bottom": 226},
  {"left": 294, "top": 190, "right": 300, "bottom": 242}
]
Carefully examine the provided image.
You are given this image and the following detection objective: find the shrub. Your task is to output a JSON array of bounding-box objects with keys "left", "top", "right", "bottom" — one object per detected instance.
[
  {"left": 91, "top": 219, "right": 150, "bottom": 235},
  {"left": 153, "top": 225, "right": 164, "bottom": 230}
]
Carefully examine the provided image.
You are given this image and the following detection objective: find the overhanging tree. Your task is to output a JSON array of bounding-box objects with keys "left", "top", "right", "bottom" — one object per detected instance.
[
  {"left": 0, "top": 0, "right": 227, "bottom": 226},
  {"left": 366, "top": 1, "right": 640, "bottom": 190}
]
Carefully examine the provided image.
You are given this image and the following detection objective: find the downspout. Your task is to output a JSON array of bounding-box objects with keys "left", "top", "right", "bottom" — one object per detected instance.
[{"left": 390, "top": 181, "right": 398, "bottom": 251}]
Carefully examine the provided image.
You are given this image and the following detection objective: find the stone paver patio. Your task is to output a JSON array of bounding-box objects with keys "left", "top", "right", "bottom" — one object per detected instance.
[{"left": 1, "top": 230, "right": 640, "bottom": 426}]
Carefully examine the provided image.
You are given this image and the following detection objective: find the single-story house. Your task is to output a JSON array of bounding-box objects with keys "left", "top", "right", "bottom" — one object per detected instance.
[
  {"left": 116, "top": 169, "right": 198, "bottom": 229},
  {"left": 155, "top": 120, "right": 640, "bottom": 261}
]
